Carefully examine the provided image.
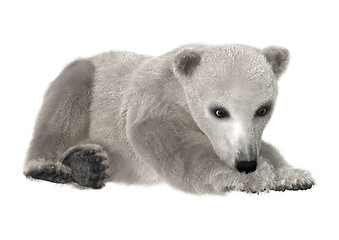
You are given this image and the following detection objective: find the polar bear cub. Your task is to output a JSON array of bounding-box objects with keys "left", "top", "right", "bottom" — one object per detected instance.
[{"left": 24, "top": 44, "right": 314, "bottom": 194}]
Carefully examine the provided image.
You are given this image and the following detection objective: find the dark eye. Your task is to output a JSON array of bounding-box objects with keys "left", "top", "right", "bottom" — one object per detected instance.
[
  {"left": 215, "top": 109, "right": 229, "bottom": 118},
  {"left": 256, "top": 107, "right": 268, "bottom": 117}
]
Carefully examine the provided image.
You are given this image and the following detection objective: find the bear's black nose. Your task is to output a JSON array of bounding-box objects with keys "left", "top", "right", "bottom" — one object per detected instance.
[{"left": 236, "top": 161, "right": 257, "bottom": 174}]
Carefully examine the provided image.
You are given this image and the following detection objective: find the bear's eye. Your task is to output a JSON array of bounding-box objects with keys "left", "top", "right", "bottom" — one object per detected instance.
[
  {"left": 257, "top": 108, "right": 267, "bottom": 116},
  {"left": 215, "top": 109, "right": 229, "bottom": 118},
  {"left": 256, "top": 106, "right": 270, "bottom": 117}
]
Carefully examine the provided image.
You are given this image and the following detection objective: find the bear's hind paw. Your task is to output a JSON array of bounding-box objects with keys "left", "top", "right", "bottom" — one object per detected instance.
[
  {"left": 62, "top": 146, "right": 109, "bottom": 189},
  {"left": 25, "top": 163, "right": 72, "bottom": 183}
]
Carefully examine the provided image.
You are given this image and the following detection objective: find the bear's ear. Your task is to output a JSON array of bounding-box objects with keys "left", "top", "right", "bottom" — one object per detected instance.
[
  {"left": 173, "top": 48, "right": 201, "bottom": 78},
  {"left": 262, "top": 46, "right": 289, "bottom": 77}
]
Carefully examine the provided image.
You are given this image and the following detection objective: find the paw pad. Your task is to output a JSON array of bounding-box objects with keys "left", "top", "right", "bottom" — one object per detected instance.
[{"left": 63, "top": 147, "right": 109, "bottom": 189}]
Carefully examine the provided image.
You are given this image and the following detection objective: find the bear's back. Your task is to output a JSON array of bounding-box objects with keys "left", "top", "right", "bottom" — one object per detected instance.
[{"left": 89, "top": 50, "right": 150, "bottom": 142}]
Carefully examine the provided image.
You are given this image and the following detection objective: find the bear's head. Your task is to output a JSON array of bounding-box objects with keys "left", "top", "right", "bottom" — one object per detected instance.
[{"left": 173, "top": 44, "right": 289, "bottom": 173}]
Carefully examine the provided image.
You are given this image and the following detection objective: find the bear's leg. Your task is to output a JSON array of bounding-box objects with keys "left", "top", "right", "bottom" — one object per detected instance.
[
  {"left": 24, "top": 59, "right": 105, "bottom": 187},
  {"left": 128, "top": 118, "right": 247, "bottom": 195},
  {"left": 258, "top": 141, "right": 315, "bottom": 192},
  {"left": 26, "top": 142, "right": 110, "bottom": 189},
  {"left": 240, "top": 141, "right": 315, "bottom": 193}
]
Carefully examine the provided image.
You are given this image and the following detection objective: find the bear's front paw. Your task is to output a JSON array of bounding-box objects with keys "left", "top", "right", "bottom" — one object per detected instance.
[
  {"left": 209, "top": 168, "right": 245, "bottom": 194},
  {"left": 239, "top": 180, "right": 275, "bottom": 195},
  {"left": 239, "top": 158, "right": 277, "bottom": 194},
  {"left": 271, "top": 168, "right": 315, "bottom": 192},
  {"left": 63, "top": 146, "right": 109, "bottom": 189}
]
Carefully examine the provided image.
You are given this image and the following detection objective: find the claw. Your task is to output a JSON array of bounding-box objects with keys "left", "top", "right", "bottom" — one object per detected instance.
[
  {"left": 306, "top": 180, "right": 314, "bottom": 186},
  {"left": 45, "top": 165, "right": 55, "bottom": 174},
  {"left": 297, "top": 180, "right": 303, "bottom": 188},
  {"left": 310, "top": 180, "right": 315, "bottom": 186},
  {"left": 32, "top": 165, "right": 45, "bottom": 175},
  {"left": 272, "top": 184, "right": 277, "bottom": 191},
  {"left": 245, "top": 188, "right": 249, "bottom": 193},
  {"left": 256, "top": 190, "right": 260, "bottom": 195},
  {"left": 265, "top": 188, "right": 270, "bottom": 193}
]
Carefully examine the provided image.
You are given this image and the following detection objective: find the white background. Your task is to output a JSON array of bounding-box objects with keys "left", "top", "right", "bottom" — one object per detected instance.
[{"left": 1, "top": 0, "right": 338, "bottom": 239}]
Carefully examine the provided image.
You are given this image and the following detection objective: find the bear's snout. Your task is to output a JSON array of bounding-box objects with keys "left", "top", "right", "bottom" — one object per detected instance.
[{"left": 236, "top": 161, "right": 257, "bottom": 174}]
